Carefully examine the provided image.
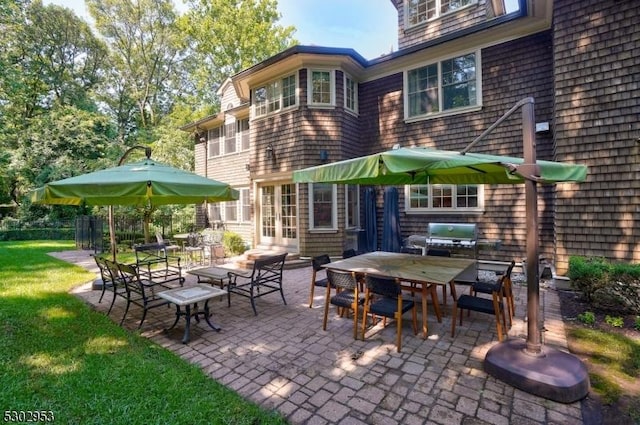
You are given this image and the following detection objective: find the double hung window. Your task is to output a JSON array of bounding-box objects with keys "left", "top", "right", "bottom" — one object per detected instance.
[
  {"left": 407, "top": 0, "right": 474, "bottom": 26},
  {"left": 253, "top": 74, "right": 297, "bottom": 118},
  {"left": 405, "top": 184, "right": 483, "bottom": 213},
  {"left": 309, "top": 70, "right": 334, "bottom": 106},
  {"left": 406, "top": 51, "right": 479, "bottom": 119},
  {"left": 344, "top": 75, "right": 358, "bottom": 113},
  {"left": 207, "top": 127, "right": 221, "bottom": 158},
  {"left": 309, "top": 183, "right": 336, "bottom": 230}
]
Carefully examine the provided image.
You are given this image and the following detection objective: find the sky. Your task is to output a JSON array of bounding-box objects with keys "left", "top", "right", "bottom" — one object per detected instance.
[{"left": 42, "top": 0, "right": 398, "bottom": 60}]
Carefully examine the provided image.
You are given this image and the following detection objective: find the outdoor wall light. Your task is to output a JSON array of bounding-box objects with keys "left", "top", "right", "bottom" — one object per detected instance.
[
  {"left": 245, "top": 163, "right": 251, "bottom": 171},
  {"left": 266, "top": 143, "right": 275, "bottom": 161},
  {"left": 320, "top": 150, "right": 329, "bottom": 162}
]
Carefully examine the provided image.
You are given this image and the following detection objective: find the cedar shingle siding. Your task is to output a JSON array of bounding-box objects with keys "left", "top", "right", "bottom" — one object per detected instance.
[
  {"left": 184, "top": 0, "right": 638, "bottom": 273},
  {"left": 552, "top": 0, "right": 640, "bottom": 272}
]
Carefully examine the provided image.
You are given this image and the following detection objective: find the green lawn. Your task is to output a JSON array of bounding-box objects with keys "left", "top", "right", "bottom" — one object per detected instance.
[{"left": 0, "top": 241, "right": 287, "bottom": 425}]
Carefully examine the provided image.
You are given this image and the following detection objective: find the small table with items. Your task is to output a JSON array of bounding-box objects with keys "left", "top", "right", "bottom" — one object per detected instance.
[{"left": 158, "top": 284, "right": 226, "bottom": 343}]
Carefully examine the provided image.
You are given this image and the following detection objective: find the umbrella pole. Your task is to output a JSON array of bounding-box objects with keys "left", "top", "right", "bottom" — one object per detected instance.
[
  {"left": 109, "top": 205, "right": 117, "bottom": 261},
  {"left": 483, "top": 98, "right": 589, "bottom": 403}
]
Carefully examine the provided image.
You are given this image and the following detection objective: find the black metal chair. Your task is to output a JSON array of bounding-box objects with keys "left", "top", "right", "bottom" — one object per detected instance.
[
  {"left": 116, "top": 262, "right": 171, "bottom": 329},
  {"left": 227, "top": 253, "right": 288, "bottom": 315},
  {"left": 362, "top": 275, "right": 417, "bottom": 352},
  {"left": 95, "top": 256, "right": 127, "bottom": 316},
  {"left": 309, "top": 254, "right": 332, "bottom": 308},
  {"left": 323, "top": 269, "right": 364, "bottom": 339},
  {"left": 342, "top": 248, "right": 357, "bottom": 258},
  {"left": 471, "top": 260, "right": 516, "bottom": 326},
  {"left": 451, "top": 274, "right": 508, "bottom": 341}
]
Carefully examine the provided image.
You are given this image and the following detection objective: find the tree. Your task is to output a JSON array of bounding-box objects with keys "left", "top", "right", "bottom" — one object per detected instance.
[
  {"left": 179, "top": 0, "right": 297, "bottom": 109},
  {"left": 87, "top": 0, "right": 189, "bottom": 142},
  {"left": 0, "top": 1, "right": 112, "bottom": 207}
]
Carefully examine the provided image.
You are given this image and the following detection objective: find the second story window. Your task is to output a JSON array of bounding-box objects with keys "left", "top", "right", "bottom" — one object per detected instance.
[
  {"left": 253, "top": 73, "right": 297, "bottom": 118},
  {"left": 406, "top": 51, "right": 479, "bottom": 119},
  {"left": 238, "top": 118, "right": 250, "bottom": 151},
  {"left": 407, "top": 0, "right": 473, "bottom": 26},
  {"left": 309, "top": 69, "right": 334, "bottom": 106},
  {"left": 224, "top": 122, "right": 236, "bottom": 154},
  {"left": 344, "top": 74, "right": 358, "bottom": 113},
  {"left": 207, "top": 127, "right": 221, "bottom": 158}
]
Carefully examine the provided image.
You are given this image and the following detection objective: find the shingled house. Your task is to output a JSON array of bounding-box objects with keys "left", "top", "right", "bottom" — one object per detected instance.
[{"left": 181, "top": 0, "right": 639, "bottom": 274}]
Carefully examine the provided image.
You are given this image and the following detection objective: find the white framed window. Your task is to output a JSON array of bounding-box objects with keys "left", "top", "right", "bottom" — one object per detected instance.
[
  {"left": 308, "top": 69, "right": 335, "bottom": 106},
  {"left": 208, "top": 203, "right": 222, "bottom": 222},
  {"left": 309, "top": 183, "right": 337, "bottom": 230},
  {"left": 237, "top": 118, "right": 250, "bottom": 151},
  {"left": 240, "top": 188, "right": 251, "bottom": 222},
  {"left": 345, "top": 184, "right": 360, "bottom": 229},
  {"left": 405, "top": 51, "right": 480, "bottom": 119},
  {"left": 253, "top": 73, "right": 297, "bottom": 118},
  {"left": 225, "top": 199, "right": 238, "bottom": 222},
  {"left": 405, "top": 184, "right": 484, "bottom": 213},
  {"left": 406, "top": 0, "right": 474, "bottom": 27},
  {"left": 207, "top": 127, "right": 222, "bottom": 158},
  {"left": 224, "top": 122, "right": 236, "bottom": 154},
  {"left": 344, "top": 74, "right": 358, "bottom": 113}
]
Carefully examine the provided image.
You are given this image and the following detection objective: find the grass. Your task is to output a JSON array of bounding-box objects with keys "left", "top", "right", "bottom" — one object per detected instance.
[
  {"left": 0, "top": 241, "right": 287, "bottom": 425},
  {"left": 567, "top": 324, "right": 640, "bottom": 421}
]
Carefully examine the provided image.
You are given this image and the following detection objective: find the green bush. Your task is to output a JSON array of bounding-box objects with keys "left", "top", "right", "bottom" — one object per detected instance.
[
  {"left": 605, "top": 315, "right": 624, "bottom": 328},
  {"left": 634, "top": 317, "right": 640, "bottom": 331},
  {"left": 577, "top": 311, "right": 596, "bottom": 325},
  {"left": 568, "top": 256, "right": 640, "bottom": 303},
  {"left": 222, "top": 231, "right": 248, "bottom": 256},
  {"left": 0, "top": 228, "right": 75, "bottom": 241}
]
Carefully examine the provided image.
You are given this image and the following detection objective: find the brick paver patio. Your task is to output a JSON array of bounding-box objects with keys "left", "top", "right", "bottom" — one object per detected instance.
[{"left": 58, "top": 250, "right": 584, "bottom": 424}]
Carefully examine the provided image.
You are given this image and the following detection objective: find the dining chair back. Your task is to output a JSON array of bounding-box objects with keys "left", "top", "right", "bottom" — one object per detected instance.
[
  {"left": 155, "top": 231, "right": 180, "bottom": 255},
  {"left": 342, "top": 248, "right": 357, "bottom": 259},
  {"left": 426, "top": 248, "right": 452, "bottom": 304},
  {"left": 471, "top": 260, "right": 516, "bottom": 326},
  {"left": 451, "top": 274, "right": 507, "bottom": 341},
  {"left": 323, "top": 269, "right": 364, "bottom": 339},
  {"left": 400, "top": 246, "right": 422, "bottom": 255},
  {"left": 95, "top": 256, "right": 127, "bottom": 316},
  {"left": 309, "top": 254, "right": 332, "bottom": 308},
  {"left": 362, "top": 275, "right": 417, "bottom": 352}
]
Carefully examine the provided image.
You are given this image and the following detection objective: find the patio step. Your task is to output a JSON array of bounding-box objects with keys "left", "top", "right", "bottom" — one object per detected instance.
[{"left": 231, "top": 249, "right": 308, "bottom": 270}]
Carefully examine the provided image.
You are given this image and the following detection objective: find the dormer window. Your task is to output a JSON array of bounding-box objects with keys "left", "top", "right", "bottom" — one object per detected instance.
[{"left": 407, "top": 0, "right": 474, "bottom": 27}]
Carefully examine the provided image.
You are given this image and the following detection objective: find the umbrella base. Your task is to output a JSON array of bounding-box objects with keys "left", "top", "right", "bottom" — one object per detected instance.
[{"left": 484, "top": 338, "right": 589, "bottom": 404}]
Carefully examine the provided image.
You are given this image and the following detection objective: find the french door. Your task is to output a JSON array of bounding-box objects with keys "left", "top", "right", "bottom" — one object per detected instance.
[{"left": 259, "top": 183, "right": 297, "bottom": 249}]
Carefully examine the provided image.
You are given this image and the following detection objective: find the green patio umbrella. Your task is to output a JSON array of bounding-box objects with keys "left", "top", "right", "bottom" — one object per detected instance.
[
  {"left": 31, "top": 153, "right": 238, "bottom": 260},
  {"left": 292, "top": 146, "right": 587, "bottom": 186},
  {"left": 293, "top": 98, "right": 590, "bottom": 403}
]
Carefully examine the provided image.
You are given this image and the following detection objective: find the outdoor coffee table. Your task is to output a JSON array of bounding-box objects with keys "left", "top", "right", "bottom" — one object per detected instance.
[
  {"left": 187, "top": 266, "right": 251, "bottom": 288},
  {"left": 157, "top": 284, "right": 226, "bottom": 344}
]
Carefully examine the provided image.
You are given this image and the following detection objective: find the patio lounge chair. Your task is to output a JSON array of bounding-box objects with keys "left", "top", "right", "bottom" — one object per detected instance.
[
  {"left": 116, "top": 262, "right": 171, "bottom": 329},
  {"left": 227, "top": 252, "right": 288, "bottom": 315}
]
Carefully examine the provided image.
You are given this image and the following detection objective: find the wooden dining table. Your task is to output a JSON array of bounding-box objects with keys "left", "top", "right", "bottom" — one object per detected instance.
[{"left": 323, "top": 251, "right": 476, "bottom": 338}]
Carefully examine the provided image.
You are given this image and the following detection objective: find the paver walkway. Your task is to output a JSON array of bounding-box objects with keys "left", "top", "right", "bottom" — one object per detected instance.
[{"left": 57, "top": 250, "right": 584, "bottom": 424}]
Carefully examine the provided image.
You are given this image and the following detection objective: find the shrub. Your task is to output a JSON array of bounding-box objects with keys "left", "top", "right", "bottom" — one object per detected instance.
[
  {"left": 222, "top": 231, "right": 248, "bottom": 256},
  {"left": 577, "top": 311, "right": 596, "bottom": 325},
  {"left": 568, "top": 256, "right": 640, "bottom": 315},
  {"left": 634, "top": 317, "right": 640, "bottom": 331},
  {"left": 604, "top": 315, "right": 624, "bottom": 328}
]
